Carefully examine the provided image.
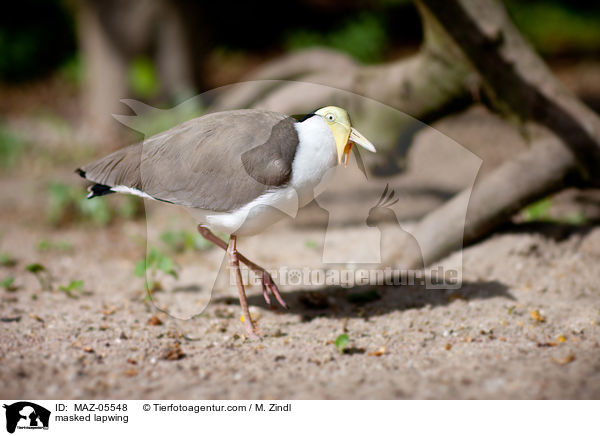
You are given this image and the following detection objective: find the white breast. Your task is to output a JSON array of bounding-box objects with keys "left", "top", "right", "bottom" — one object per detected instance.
[{"left": 191, "top": 116, "right": 337, "bottom": 236}]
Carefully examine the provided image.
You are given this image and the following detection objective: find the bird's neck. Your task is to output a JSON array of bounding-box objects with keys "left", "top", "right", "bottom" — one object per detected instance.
[{"left": 291, "top": 117, "right": 338, "bottom": 206}]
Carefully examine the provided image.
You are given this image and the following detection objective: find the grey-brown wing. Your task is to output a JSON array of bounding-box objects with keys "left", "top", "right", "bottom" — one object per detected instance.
[{"left": 79, "top": 109, "right": 300, "bottom": 212}]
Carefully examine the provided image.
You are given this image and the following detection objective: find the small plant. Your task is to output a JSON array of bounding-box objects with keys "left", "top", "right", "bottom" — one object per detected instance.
[
  {"left": 1, "top": 276, "right": 18, "bottom": 292},
  {"left": 134, "top": 247, "right": 179, "bottom": 295},
  {"left": 160, "top": 229, "right": 213, "bottom": 253},
  {"left": 26, "top": 263, "right": 51, "bottom": 291},
  {"left": 334, "top": 333, "right": 349, "bottom": 354},
  {"left": 77, "top": 195, "right": 112, "bottom": 226},
  {"left": 128, "top": 56, "right": 159, "bottom": 99},
  {"left": 26, "top": 263, "right": 45, "bottom": 274},
  {"left": 46, "top": 182, "right": 80, "bottom": 226},
  {"left": 304, "top": 239, "right": 318, "bottom": 249},
  {"left": 522, "top": 197, "right": 588, "bottom": 225},
  {"left": 46, "top": 182, "right": 144, "bottom": 227},
  {"left": 286, "top": 12, "right": 387, "bottom": 64},
  {"left": 116, "top": 196, "right": 143, "bottom": 219},
  {"left": 523, "top": 197, "right": 553, "bottom": 222},
  {"left": 562, "top": 211, "right": 587, "bottom": 226},
  {"left": 0, "top": 124, "right": 28, "bottom": 171},
  {"left": 37, "top": 239, "right": 73, "bottom": 252},
  {"left": 58, "top": 280, "right": 84, "bottom": 298},
  {"left": 0, "top": 253, "right": 17, "bottom": 267}
]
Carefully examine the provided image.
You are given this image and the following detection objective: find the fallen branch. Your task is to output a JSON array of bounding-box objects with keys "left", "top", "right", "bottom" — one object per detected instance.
[
  {"left": 401, "top": 0, "right": 600, "bottom": 266},
  {"left": 421, "top": 0, "right": 600, "bottom": 182},
  {"left": 395, "top": 126, "right": 577, "bottom": 268}
]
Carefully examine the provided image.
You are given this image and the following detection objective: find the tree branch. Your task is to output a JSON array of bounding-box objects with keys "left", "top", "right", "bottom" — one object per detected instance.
[
  {"left": 394, "top": 126, "right": 577, "bottom": 268},
  {"left": 420, "top": 0, "right": 600, "bottom": 182},
  {"left": 399, "top": 0, "right": 600, "bottom": 267}
]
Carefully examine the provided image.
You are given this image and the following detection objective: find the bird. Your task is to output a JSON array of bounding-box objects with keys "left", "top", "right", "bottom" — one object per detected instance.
[{"left": 76, "top": 106, "right": 376, "bottom": 338}]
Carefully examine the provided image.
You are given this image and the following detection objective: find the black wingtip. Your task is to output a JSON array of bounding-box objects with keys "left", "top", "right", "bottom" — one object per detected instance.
[
  {"left": 75, "top": 168, "right": 86, "bottom": 178},
  {"left": 87, "top": 183, "right": 115, "bottom": 199}
]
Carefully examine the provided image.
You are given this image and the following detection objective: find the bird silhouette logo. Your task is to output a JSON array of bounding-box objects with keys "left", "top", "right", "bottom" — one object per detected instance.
[{"left": 366, "top": 184, "right": 399, "bottom": 225}]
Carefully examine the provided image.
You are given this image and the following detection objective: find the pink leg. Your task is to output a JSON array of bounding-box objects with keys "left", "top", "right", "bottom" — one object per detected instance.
[
  {"left": 198, "top": 225, "right": 288, "bottom": 309},
  {"left": 227, "top": 235, "right": 259, "bottom": 338}
]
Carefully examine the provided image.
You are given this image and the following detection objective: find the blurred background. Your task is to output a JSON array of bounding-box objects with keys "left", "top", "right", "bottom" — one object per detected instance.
[
  {"left": 0, "top": 0, "right": 597, "bottom": 238},
  {"left": 1, "top": 0, "right": 600, "bottom": 400},
  {"left": 1, "top": 0, "right": 599, "bottom": 226},
  {"left": 2, "top": 0, "right": 599, "bottom": 141},
  {"left": 0, "top": 0, "right": 599, "bottom": 231}
]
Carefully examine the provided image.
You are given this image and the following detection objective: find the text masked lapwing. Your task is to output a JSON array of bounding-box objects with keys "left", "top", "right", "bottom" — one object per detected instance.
[{"left": 77, "top": 106, "right": 376, "bottom": 337}]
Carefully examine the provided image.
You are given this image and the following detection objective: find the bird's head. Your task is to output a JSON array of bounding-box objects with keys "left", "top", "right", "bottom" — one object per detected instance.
[{"left": 314, "top": 106, "right": 376, "bottom": 166}]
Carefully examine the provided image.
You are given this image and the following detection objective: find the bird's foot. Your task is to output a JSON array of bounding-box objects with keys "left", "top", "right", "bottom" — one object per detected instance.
[
  {"left": 241, "top": 315, "right": 261, "bottom": 340},
  {"left": 256, "top": 269, "right": 288, "bottom": 309},
  {"left": 196, "top": 226, "right": 289, "bottom": 310}
]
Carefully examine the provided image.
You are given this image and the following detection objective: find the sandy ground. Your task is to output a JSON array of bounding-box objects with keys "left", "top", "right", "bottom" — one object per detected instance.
[{"left": 1, "top": 106, "right": 599, "bottom": 399}]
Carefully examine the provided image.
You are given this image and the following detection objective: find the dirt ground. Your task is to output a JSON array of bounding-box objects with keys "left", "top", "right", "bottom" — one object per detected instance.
[{"left": 1, "top": 106, "right": 599, "bottom": 399}]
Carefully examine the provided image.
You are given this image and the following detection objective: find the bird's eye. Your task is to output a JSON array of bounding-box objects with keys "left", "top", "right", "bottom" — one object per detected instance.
[{"left": 325, "top": 113, "right": 335, "bottom": 122}]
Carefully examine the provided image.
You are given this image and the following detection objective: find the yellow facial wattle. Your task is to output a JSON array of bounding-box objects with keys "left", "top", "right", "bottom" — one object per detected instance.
[{"left": 314, "top": 106, "right": 376, "bottom": 166}]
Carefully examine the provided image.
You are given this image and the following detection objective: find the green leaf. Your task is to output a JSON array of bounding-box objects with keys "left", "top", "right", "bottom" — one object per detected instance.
[
  {"left": 564, "top": 211, "right": 586, "bottom": 226},
  {"left": 0, "top": 123, "right": 27, "bottom": 170},
  {"left": 159, "top": 253, "right": 178, "bottom": 279},
  {"left": 161, "top": 229, "right": 214, "bottom": 253},
  {"left": 37, "top": 240, "right": 52, "bottom": 251},
  {"left": 78, "top": 196, "right": 111, "bottom": 226},
  {"left": 146, "top": 246, "right": 160, "bottom": 268},
  {"left": 26, "top": 263, "right": 45, "bottom": 274},
  {"left": 46, "top": 182, "right": 75, "bottom": 225},
  {"left": 193, "top": 233, "right": 214, "bottom": 251},
  {"left": 0, "top": 253, "right": 16, "bottom": 267},
  {"left": 184, "top": 232, "right": 197, "bottom": 251},
  {"left": 335, "top": 333, "right": 349, "bottom": 353},
  {"left": 304, "top": 240, "right": 318, "bottom": 249},
  {"left": 157, "top": 255, "right": 175, "bottom": 275},
  {"left": 1, "top": 276, "right": 16, "bottom": 291},
  {"left": 116, "top": 196, "right": 142, "bottom": 219},
  {"left": 59, "top": 279, "right": 83, "bottom": 292},
  {"left": 137, "top": 246, "right": 178, "bottom": 281},
  {"left": 160, "top": 230, "right": 185, "bottom": 253},
  {"left": 134, "top": 259, "right": 147, "bottom": 277},
  {"left": 37, "top": 239, "right": 73, "bottom": 252},
  {"left": 285, "top": 12, "right": 387, "bottom": 64},
  {"left": 506, "top": 1, "right": 600, "bottom": 56},
  {"left": 523, "top": 197, "right": 587, "bottom": 225},
  {"left": 129, "top": 56, "right": 159, "bottom": 98},
  {"left": 59, "top": 279, "right": 84, "bottom": 298},
  {"left": 523, "top": 197, "right": 552, "bottom": 222}
]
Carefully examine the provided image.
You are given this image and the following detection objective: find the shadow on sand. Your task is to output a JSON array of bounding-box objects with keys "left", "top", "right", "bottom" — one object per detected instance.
[{"left": 214, "top": 279, "right": 513, "bottom": 321}]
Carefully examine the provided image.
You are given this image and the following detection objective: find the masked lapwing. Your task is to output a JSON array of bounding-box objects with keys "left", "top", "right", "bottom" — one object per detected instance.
[{"left": 77, "top": 106, "right": 376, "bottom": 337}]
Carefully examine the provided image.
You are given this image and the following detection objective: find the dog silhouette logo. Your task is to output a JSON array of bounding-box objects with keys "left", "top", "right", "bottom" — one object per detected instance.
[{"left": 3, "top": 402, "right": 50, "bottom": 433}]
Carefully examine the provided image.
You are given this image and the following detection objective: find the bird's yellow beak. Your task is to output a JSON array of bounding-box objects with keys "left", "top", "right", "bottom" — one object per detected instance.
[
  {"left": 333, "top": 126, "right": 377, "bottom": 167},
  {"left": 348, "top": 127, "right": 376, "bottom": 165}
]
